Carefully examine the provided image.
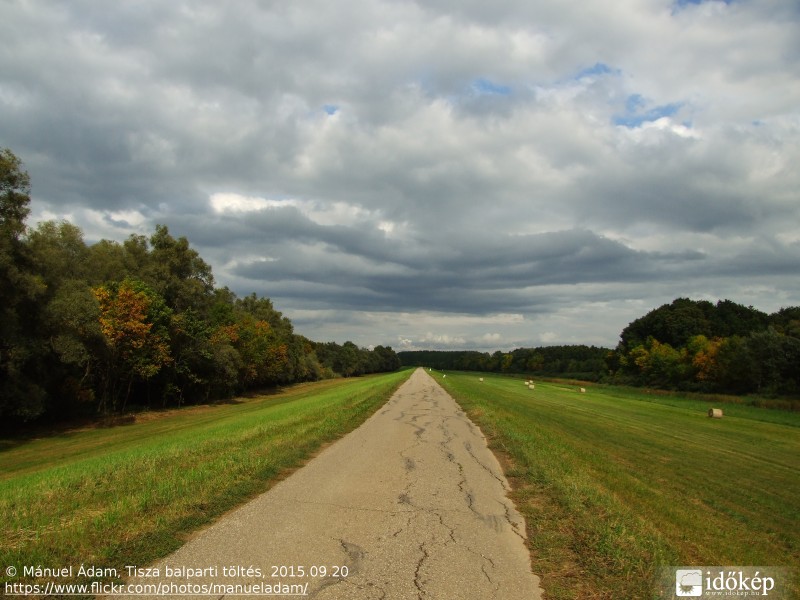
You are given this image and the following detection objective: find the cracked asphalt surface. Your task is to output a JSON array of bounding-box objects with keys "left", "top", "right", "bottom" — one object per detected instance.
[{"left": 116, "top": 368, "right": 542, "bottom": 599}]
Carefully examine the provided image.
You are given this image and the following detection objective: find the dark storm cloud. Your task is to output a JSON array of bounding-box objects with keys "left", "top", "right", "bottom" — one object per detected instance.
[{"left": 225, "top": 222, "right": 711, "bottom": 315}]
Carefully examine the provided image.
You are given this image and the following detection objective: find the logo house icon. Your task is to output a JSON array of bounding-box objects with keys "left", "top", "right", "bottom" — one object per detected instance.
[{"left": 676, "top": 569, "right": 703, "bottom": 597}]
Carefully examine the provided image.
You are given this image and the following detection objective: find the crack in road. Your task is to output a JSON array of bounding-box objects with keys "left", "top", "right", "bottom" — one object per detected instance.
[
  {"left": 464, "top": 439, "right": 510, "bottom": 491},
  {"left": 413, "top": 541, "right": 430, "bottom": 599},
  {"left": 388, "top": 380, "right": 533, "bottom": 599}
]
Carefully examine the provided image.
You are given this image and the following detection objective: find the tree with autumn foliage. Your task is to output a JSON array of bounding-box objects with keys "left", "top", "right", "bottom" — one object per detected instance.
[
  {"left": 687, "top": 335, "right": 723, "bottom": 383},
  {"left": 93, "top": 279, "right": 173, "bottom": 411}
]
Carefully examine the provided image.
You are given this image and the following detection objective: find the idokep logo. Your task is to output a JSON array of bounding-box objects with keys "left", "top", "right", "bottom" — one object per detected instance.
[
  {"left": 660, "top": 566, "right": 792, "bottom": 599},
  {"left": 675, "top": 569, "right": 703, "bottom": 597}
]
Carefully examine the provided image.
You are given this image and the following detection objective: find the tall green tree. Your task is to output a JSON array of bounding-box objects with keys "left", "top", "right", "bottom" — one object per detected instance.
[
  {"left": 27, "top": 220, "right": 90, "bottom": 287},
  {"left": 42, "top": 280, "right": 103, "bottom": 411},
  {"left": 84, "top": 239, "right": 129, "bottom": 286},
  {"left": 713, "top": 335, "right": 753, "bottom": 393},
  {"left": 0, "top": 149, "right": 30, "bottom": 239},
  {"left": 746, "top": 328, "right": 800, "bottom": 395},
  {"left": 619, "top": 298, "right": 713, "bottom": 350},
  {"left": 146, "top": 225, "right": 215, "bottom": 313},
  {"left": 26, "top": 221, "right": 103, "bottom": 414},
  {"left": 0, "top": 149, "right": 47, "bottom": 420}
]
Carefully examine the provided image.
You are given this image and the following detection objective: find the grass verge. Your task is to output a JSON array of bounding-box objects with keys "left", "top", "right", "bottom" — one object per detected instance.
[
  {"left": 1, "top": 369, "right": 412, "bottom": 594},
  {"left": 437, "top": 371, "right": 800, "bottom": 599}
]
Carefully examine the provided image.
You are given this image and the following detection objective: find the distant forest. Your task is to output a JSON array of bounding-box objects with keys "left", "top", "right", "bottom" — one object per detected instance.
[
  {"left": 399, "top": 345, "right": 608, "bottom": 380},
  {"left": 401, "top": 298, "right": 800, "bottom": 398},
  {"left": 1, "top": 149, "right": 399, "bottom": 425}
]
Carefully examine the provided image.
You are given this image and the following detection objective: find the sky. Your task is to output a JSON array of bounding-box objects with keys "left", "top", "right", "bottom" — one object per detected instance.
[{"left": 2, "top": 0, "right": 799, "bottom": 352}]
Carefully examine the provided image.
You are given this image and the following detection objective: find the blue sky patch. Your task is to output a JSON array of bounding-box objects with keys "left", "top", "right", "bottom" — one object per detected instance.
[
  {"left": 673, "top": 0, "right": 733, "bottom": 10},
  {"left": 323, "top": 104, "right": 339, "bottom": 115},
  {"left": 575, "top": 62, "right": 619, "bottom": 79},
  {"left": 471, "top": 78, "right": 511, "bottom": 96},
  {"left": 625, "top": 94, "right": 647, "bottom": 114},
  {"left": 614, "top": 97, "right": 682, "bottom": 127}
]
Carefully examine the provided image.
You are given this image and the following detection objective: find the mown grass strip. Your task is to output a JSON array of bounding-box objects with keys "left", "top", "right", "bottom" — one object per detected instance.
[
  {"left": 438, "top": 371, "right": 800, "bottom": 600},
  {"left": 0, "top": 369, "right": 412, "bottom": 593}
]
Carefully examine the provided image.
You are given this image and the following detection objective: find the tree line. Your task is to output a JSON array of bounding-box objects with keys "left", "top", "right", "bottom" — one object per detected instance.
[
  {"left": 400, "top": 297, "right": 800, "bottom": 399},
  {"left": 398, "top": 345, "right": 609, "bottom": 380},
  {"left": 611, "top": 297, "right": 800, "bottom": 396},
  {"left": 0, "top": 149, "right": 399, "bottom": 425}
]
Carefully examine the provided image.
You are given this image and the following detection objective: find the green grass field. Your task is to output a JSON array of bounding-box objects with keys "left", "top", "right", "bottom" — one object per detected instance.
[
  {"left": 0, "top": 369, "right": 412, "bottom": 593},
  {"left": 437, "top": 371, "right": 800, "bottom": 600},
  {"left": 3, "top": 368, "right": 797, "bottom": 599}
]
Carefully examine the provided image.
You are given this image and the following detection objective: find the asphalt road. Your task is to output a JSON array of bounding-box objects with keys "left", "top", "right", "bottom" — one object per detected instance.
[{"left": 114, "top": 368, "right": 542, "bottom": 599}]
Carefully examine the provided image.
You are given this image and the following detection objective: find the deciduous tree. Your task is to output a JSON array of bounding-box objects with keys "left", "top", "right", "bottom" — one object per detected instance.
[
  {"left": 0, "top": 149, "right": 47, "bottom": 420},
  {"left": 93, "top": 279, "right": 172, "bottom": 411}
]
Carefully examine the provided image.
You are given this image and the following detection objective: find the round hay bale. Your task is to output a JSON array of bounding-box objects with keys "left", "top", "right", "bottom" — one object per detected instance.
[
  {"left": 479, "top": 377, "right": 484, "bottom": 382},
  {"left": 528, "top": 384, "right": 535, "bottom": 390},
  {"left": 708, "top": 408, "right": 723, "bottom": 418}
]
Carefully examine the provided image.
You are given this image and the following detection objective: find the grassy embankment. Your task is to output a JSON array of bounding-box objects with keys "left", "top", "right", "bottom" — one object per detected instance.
[
  {"left": 1, "top": 369, "right": 412, "bottom": 592},
  {"left": 437, "top": 371, "right": 800, "bottom": 600}
]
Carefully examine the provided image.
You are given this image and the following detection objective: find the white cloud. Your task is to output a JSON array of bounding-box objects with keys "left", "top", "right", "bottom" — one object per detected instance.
[
  {"left": 420, "top": 332, "right": 467, "bottom": 347},
  {"left": 209, "top": 193, "right": 392, "bottom": 230},
  {"left": 210, "top": 193, "right": 282, "bottom": 214},
  {"left": 619, "top": 117, "right": 701, "bottom": 141}
]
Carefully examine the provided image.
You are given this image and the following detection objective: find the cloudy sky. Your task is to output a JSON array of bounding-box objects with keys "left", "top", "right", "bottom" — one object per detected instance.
[{"left": 2, "top": 0, "right": 799, "bottom": 351}]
